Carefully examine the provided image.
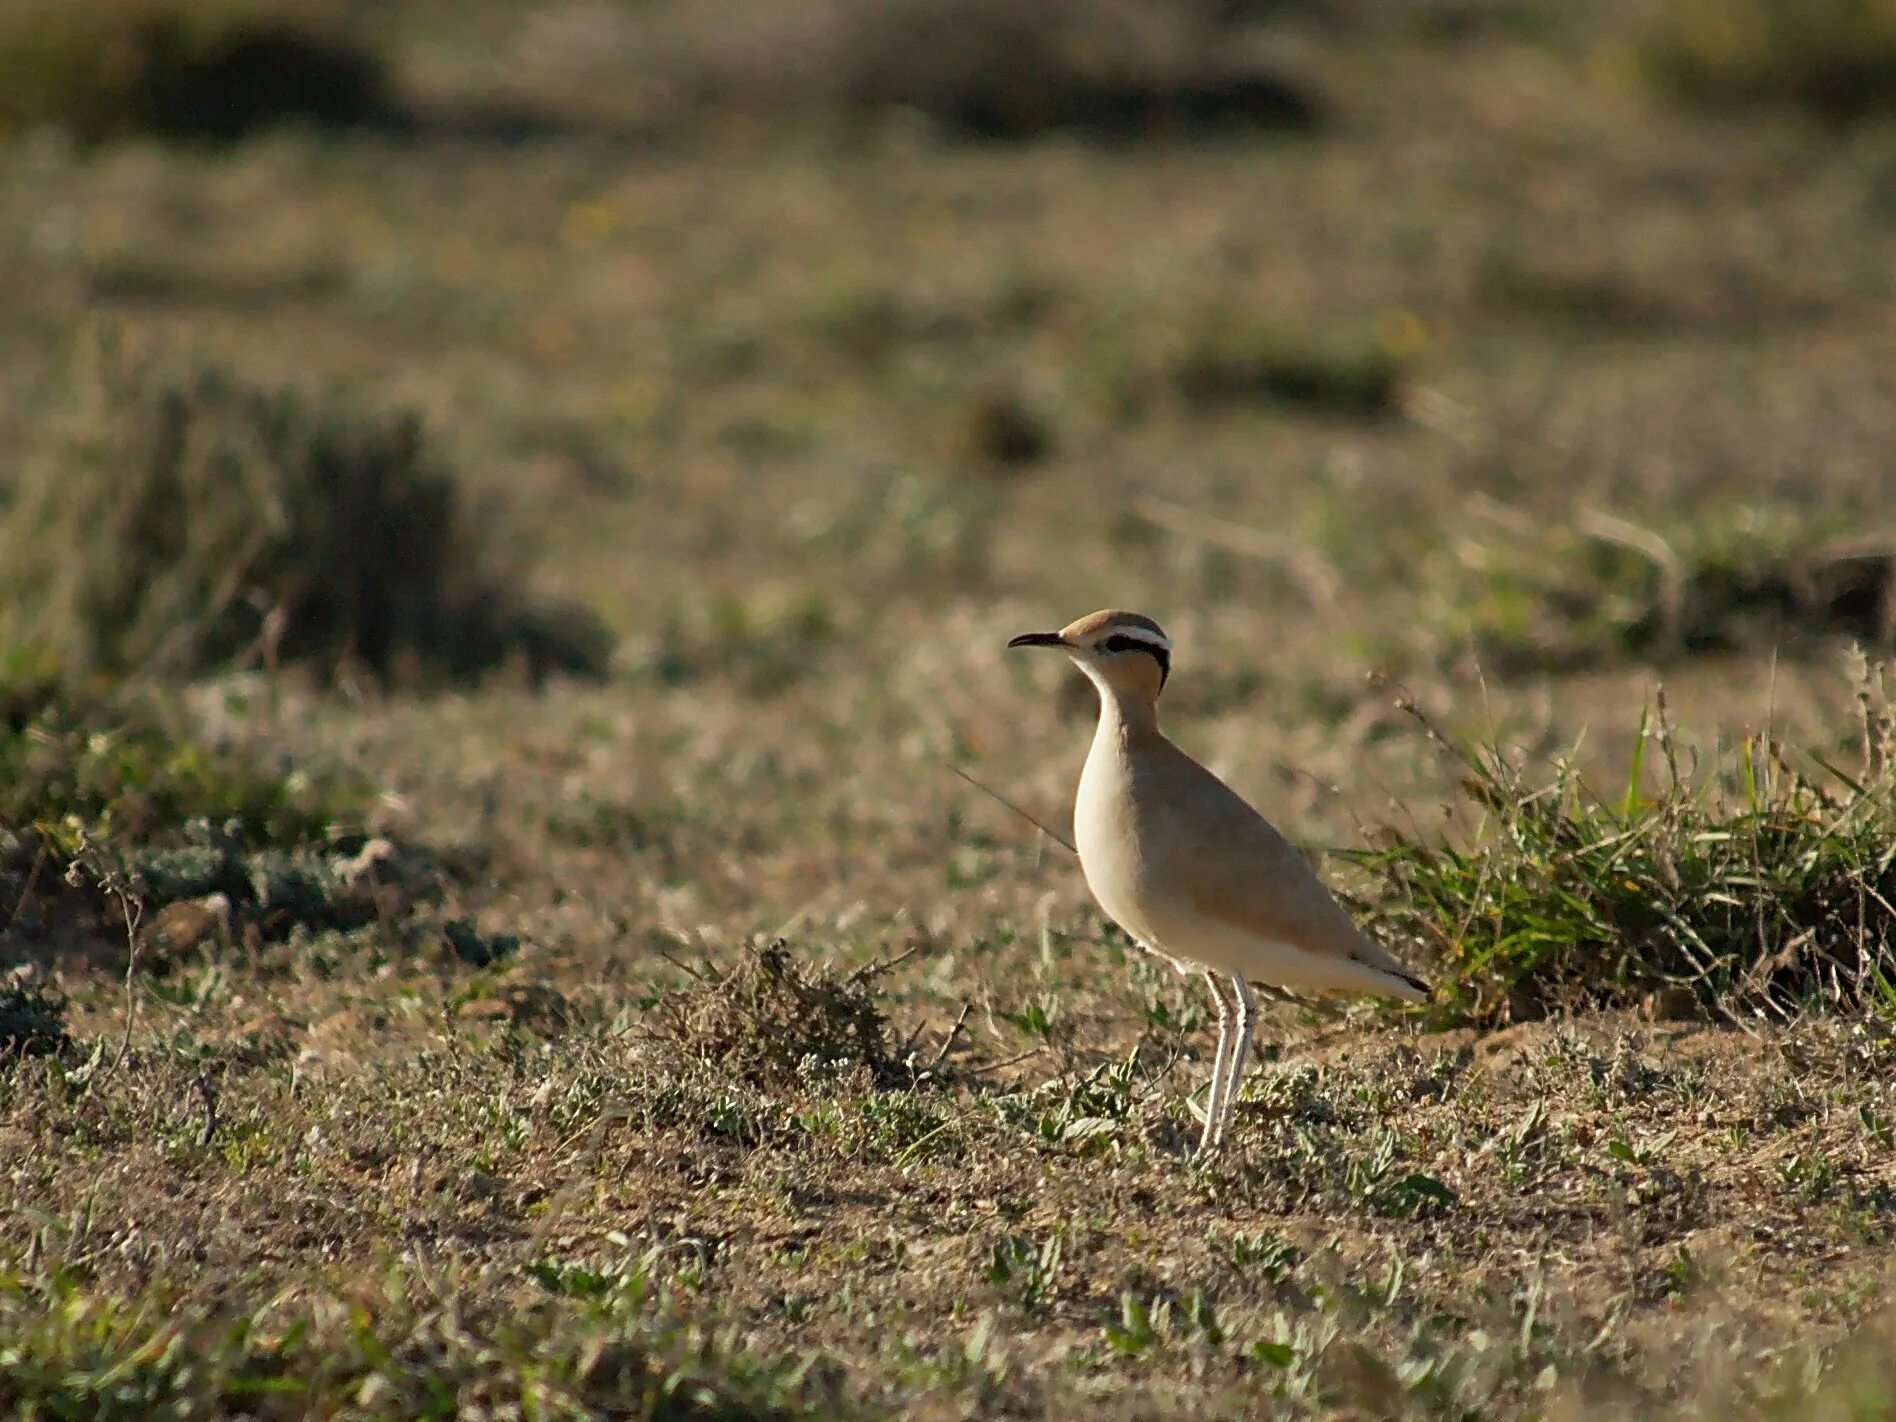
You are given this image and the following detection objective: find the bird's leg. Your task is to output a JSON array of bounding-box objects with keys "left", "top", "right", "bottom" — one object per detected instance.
[
  {"left": 1214, "top": 976, "right": 1261, "bottom": 1147},
  {"left": 1198, "top": 971, "right": 1233, "bottom": 1156}
]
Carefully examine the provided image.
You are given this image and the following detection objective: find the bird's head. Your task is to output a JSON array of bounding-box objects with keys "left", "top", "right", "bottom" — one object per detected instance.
[{"left": 1007, "top": 609, "right": 1172, "bottom": 705}]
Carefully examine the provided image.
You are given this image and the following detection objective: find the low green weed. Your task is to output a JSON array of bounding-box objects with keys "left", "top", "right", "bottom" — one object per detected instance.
[{"left": 0, "top": 1260, "right": 853, "bottom": 1420}]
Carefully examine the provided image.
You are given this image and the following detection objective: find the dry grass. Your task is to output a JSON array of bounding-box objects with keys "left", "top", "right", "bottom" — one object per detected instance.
[
  {"left": 1, "top": 0, "right": 1895, "bottom": 1415},
  {"left": 644, "top": 940, "right": 906, "bottom": 1090}
]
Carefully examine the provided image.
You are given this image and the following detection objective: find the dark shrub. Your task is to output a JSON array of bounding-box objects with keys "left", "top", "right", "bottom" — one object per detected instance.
[
  {"left": 1, "top": 335, "right": 609, "bottom": 687},
  {"left": 1638, "top": 0, "right": 1896, "bottom": 124},
  {"left": 683, "top": 0, "right": 1321, "bottom": 142},
  {"left": 0, "top": 1, "right": 397, "bottom": 143}
]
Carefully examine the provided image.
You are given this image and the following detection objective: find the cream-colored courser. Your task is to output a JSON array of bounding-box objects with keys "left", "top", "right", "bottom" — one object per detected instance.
[{"left": 1008, "top": 609, "right": 1429, "bottom": 1155}]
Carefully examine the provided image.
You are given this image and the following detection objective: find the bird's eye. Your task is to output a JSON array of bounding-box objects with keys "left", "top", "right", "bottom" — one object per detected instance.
[{"left": 1100, "top": 635, "right": 1142, "bottom": 654}]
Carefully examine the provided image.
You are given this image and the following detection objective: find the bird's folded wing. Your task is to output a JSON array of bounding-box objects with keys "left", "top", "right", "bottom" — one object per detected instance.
[{"left": 1160, "top": 750, "right": 1420, "bottom": 984}]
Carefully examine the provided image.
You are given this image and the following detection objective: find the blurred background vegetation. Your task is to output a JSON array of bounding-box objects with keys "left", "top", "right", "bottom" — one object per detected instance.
[{"left": 1, "top": 0, "right": 1893, "bottom": 698}]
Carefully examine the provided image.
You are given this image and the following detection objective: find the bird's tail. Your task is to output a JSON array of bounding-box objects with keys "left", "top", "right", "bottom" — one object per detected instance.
[{"left": 1347, "top": 931, "right": 1431, "bottom": 1003}]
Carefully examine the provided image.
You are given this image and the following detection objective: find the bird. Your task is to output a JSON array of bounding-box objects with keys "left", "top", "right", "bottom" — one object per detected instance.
[{"left": 1007, "top": 609, "right": 1429, "bottom": 1155}]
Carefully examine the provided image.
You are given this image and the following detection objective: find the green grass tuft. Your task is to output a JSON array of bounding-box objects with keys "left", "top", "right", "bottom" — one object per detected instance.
[
  {"left": 0, "top": 671, "right": 436, "bottom": 957},
  {"left": 1357, "top": 690, "right": 1896, "bottom": 1025},
  {"left": 0, "top": 686, "right": 343, "bottom": 858}
]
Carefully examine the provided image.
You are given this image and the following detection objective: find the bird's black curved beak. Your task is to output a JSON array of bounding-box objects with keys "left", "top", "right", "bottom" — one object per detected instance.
[{"left": 1006, "top": 631, "right": 1066, "bottom": 649}]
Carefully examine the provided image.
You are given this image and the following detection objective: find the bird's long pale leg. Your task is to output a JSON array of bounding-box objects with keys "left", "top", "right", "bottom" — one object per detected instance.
[
  {"left": 1214, "top": 976, "right": 1261, "bottom": 1147},
  {"left": 1198, "top": 972, "right": 1234, "bottom": 1156}
]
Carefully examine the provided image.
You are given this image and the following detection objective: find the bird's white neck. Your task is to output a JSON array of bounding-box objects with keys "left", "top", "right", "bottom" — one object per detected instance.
[{"left": 1081, "top": 664, "right": 1159, "bottom": 741}]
